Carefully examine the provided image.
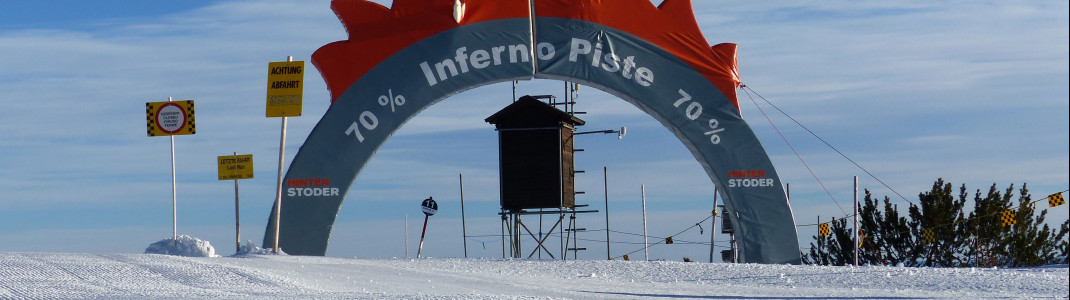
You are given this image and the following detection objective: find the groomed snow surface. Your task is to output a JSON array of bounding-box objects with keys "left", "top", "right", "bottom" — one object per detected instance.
[
  {"left": 2, "top": 251, "right": 1066, "bottom": 298},
  {"left": 0, "top": 236, "right": 1064, "bottom": 299}
]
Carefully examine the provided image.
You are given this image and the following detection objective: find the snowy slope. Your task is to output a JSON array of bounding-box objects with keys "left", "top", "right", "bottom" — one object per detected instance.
[{"left": 1, "top": 252, "right": 1066, "bottom": 299}]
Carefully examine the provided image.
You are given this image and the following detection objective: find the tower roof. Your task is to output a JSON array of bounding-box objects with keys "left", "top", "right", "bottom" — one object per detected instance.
[{"left": 485, "top": 95, "right": 585, "bottom": 129}]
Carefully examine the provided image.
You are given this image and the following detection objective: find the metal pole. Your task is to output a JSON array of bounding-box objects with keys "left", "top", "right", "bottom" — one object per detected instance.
[
  {"left": 501, "top": 210, "right": 506, "bottom": 259},
  {"left": 562, "top": 215, "right": 569, "bottom": 261},
  {"left": 817, "top": 215, "right": 821, "bottom": 264},
  {"left": 233, "top": 152, "right": 241, "bottom": 253},
  {"left": 459, "top": 173, "right": 468, "bottom": 258},
  {"left": 271, "top": 56, "right": 292, "bottom": 254},
  {"left": 417, "top": 214, "right": 430, "bottom": 258},
  {"left": 560, "top": 212, "right": 566, "bottom": 261},
  {"left": 272, "top": 115, "right": 287, "bottom": 253},
  {"left": 732, "top": 219, "right": 738, "bottom": 263},
  {"left": 551, "top": 210, "right": 555, "bottom": 260},
  {"left": 571, "top": 211, "right": 578, "bottom": 259},
  {"left": 514, "top": 214, "right": 521, "bottom": 258},
  {"left": 603, "top": 166, "right": 610, "bottom": 260},
  {"left": 168, "top": 97, "right": 177, "bottom": 241},
  {"left": 508, "top": 214, "right": 514, "bottom": 258},
  {"left": 710, "top": 188, "right": 718, "bottom": 263},
  {"left": 853, "top": 175, "right": 859, "bottom": 266},
  {"left": 642, "top": 184, "right": 648, "bottom": 261},
  {"left": 405, "top": 214, "right": 409, "bottom": 258}
]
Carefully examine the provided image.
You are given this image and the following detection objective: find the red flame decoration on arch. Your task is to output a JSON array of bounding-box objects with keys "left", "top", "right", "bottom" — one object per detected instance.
[{"left": 313, "top": 0, "right": 741, "bottom": 109}]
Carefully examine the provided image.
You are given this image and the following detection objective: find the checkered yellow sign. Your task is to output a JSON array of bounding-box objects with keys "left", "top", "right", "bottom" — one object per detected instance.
[
  {"left": 1048, "top": 193, "right": 1065, "bottom": 208},
  {"left": 923, "top": 228, "right": 935, "bottom": 243},
  {"left": 146, "top": 100, "right": 196, "bottom": 136},
  {"left": 1000, "top": 209, "right": 1016, "bottom": 227},
  {"left": 818, "top": 222, "right": 830, "bottom": 237}
]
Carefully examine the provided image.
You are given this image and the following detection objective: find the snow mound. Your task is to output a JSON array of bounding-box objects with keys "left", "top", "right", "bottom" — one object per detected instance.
[
  {"left": 144, "top": 235, "right": 218, "bottom": 257},
  {"left": 232, "top": 240, "right": 285, "bottom": 257}
]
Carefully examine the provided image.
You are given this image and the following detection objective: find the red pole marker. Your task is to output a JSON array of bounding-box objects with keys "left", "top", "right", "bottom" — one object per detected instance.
[{"left": 416, "top": 197, "right": 437, "bottom": 258}]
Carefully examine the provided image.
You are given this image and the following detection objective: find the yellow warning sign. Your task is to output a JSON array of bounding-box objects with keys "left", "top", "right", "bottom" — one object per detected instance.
[
  {"left": 218, "top": 154, "right": 254, "bottom": 180},
  {"left": 818, "top": 222, "right": 830, "bottom": 237},
  {"left": 266, "top": 60, "right": 304, "bottom": 117},
  {"left": 147, "top": 100, "right": 196, "bottom": 136}
]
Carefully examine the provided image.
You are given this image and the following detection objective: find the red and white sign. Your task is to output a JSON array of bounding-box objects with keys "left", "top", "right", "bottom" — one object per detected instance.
[
  {"left": 146, "top": 100, "right": 195, "bottom": 137},
  {"left": 156, "top": 102, "right": 187, "bottom": 134}
]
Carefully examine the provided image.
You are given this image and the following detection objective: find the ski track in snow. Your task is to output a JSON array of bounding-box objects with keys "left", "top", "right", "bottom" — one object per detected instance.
[{"left": 0, "top": 252, "right": 1066, "bottom": 299}]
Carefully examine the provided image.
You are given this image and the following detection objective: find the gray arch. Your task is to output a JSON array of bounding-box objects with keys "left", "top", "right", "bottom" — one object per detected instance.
[{"left": 265, "top": 16, "right": 800, "bottom": 264}]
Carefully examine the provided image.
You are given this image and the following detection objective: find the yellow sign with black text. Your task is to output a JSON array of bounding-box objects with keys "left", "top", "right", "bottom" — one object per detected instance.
[
  {"left": 217, "top": 154, "right": 254, "bottom": 180},
  {"left": 266, "top": 61, "right": 304, "bottom": 117},
  {"left": 146, "top": 100, "right": 196, "bottom": 136}
]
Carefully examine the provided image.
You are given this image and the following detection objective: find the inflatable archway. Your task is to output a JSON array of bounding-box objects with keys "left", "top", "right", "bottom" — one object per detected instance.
[{"left": 265, "top": 0, "right": 801, "bottom": 264}]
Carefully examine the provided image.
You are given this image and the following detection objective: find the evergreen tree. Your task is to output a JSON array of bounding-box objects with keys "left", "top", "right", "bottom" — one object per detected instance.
[
  {"left": 802, "top": 218, "right": 857, "bottom": 266},
  {"left": 1059, "top": 220, "right": 1070, "bottom": 263},
  {"left": 906, "top": 179, "right": 970, "bottom": 267},
  {"left": 1001, "top": 184, "right": 1068, "bottom": 267},
  {"left": 802, "top": 229, "right": 831, "bottom": 265},
  {"left": 804, "top": 179, "right": 1065, "bottom": 267},
  {"left": 965, "top": 184, "right": 1013, "bottom": 267},
  {"left": 826, "top": 218, "right": 857, "bottom": 266},
  {"left": 858, "top": 190, "right": 916, "bottom": 266},
  {"left": 857, "top": 191, "right": 883, "bottom": 265}
]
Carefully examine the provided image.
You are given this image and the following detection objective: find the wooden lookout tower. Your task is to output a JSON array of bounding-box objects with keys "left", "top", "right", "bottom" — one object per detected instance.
[
  {"left": 486, "top": 95, "right": 585, "bottom": 211},
  {"left": 486, "top": 94, "right": 596, "bottom": 259}
]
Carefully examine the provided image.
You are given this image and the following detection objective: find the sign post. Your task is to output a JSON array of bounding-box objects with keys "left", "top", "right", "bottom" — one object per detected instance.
[
  {"left": 146, "top": 97, "right": 196, "bottom": 240},
  {"left": 218, "top": 153, "right": 254, "bottom": 252},
  {"left": 267, "top": 56, "right": 304, "bottom": 253},
  {"left": 710, "top": 188, "right": 718, "bottom": 263},
  {"left": 417, "top": 197, "right": 438, "bottom": 258}
]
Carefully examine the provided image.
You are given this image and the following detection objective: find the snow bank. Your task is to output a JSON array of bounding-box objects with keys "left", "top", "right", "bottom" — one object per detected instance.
[
  {"left": 231, "top": 240, "right": 284, "bottom": 257},
  {"left": 143, "top": 235, "right": 217, "bottom": 257}
]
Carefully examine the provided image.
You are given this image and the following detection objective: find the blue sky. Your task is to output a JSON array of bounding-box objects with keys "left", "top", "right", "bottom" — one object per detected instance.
[{"left": 0, "top": 0, "right": 1066, "bottom": 261}]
